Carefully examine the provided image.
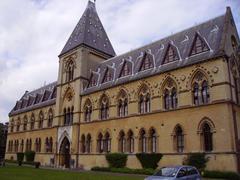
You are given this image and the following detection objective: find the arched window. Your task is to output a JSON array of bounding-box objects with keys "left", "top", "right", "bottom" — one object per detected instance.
[
  {"left": 175, "top": 126, "right": 184, "bottom": 153},
  {"left": 118, "top": 131, "right": 126, "bottom": 153},
  {"left": 202, "top": 123, "right": 213, "bottom": 151},
  {"left": 127, "top": 130, "right": 134, "bottom": 153},
  {"left": 45, "top": 138, "right": 49, "bottom": 152},
  {"left": 20, "top": 140, "right": 24, "bottom": 152},
  {"left": 149, "top": 129, "right": 157, "bottom": 153},
  {"left": 10, "top": 121, "right": 14, "bottom": 132},
  {"left": 86, "top": 134, "right": 91, "bottom": 153},
  {"left": 163, "top": 79, "right": 178, "bottom": 110},
  {"left": 104, "top": 132, "right": 111, "bottom": 153},
  {"left": 35, "top": 138, "right": 41, "bottom": 152},
  {"left": 15, "top": 140, "right": 19, "bottom": 152},
  {"left": 66, "top": 60, "right": 74, "bottom": 82},
  {"left": 139, "top": 129, "right": 147, "bottom": 153},
  {"left": 64, "top": 107, "right": 74, "bottom": 126},
  {"left": 39, "top": 112, "right": 44, "bottom": 129},
  {"left": 29, "top": 139, "right": 32, "bottom": 151},
  {"left": 84, "top": 100, "right": 92, "bottom": 122},
  {"left": 118, "top": 90, "right": 128, "bottom": 117},
  {"left": 164, "top": 89, "right": 170, "bottom": 110},
  {"left": 100, "top": 95, "right": 109, "bottom": 120},
  {"left": 97, "top": 133, "right": 104, "bottom": 153},
  {"left": 23, "top": 116, "right": 28, "bottom": 131},
  {"left": 30, "top": 114, "right": 35, "bottom": 130},
  {"left": 81, "top": 135, "right": 86, "bottom": 153},
  {"left": 16, "top": 119, "right": 20, "bottom": 132},
  {"left": 192, "top": 72, "right": 210, "bottom": 105},
  {"left": 49, "top": 137, "right": 53, "bottom": 153},
  {"left": 48, "top": 109, "right": 53, "bottom": 127},
  {"left": 138, "top": 86, "right": 151, "bottom": 114}
]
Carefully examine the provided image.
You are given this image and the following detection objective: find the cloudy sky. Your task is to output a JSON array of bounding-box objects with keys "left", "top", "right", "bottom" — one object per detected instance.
[{"left": 0, "top": 0, "right": 239, "bottom": 123}]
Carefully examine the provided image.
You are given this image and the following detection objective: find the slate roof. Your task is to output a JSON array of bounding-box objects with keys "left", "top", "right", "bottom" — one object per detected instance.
[
  {"left": 83, "top": 8, "right": 235, "bottom": 95},
  {"left": 9, "top": 82, "right": 57, "bottom": 116},
  {"left": 60, "top": 1, "right": 116, "bottom": 57}
]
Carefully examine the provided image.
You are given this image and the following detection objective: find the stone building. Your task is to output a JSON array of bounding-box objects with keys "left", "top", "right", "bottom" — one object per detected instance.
[
  {"left": 5, "top": 1, "right": 240, "bottom": 172},
  {"left": 0, "top": 123, "right": 8, "bottom": 160}
]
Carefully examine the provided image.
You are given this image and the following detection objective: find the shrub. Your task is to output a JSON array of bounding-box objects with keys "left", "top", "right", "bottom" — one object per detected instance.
[
  {"left": 185, "top": 153, "right": 208, "bottom": 171},
  {"left": 25, "top": 151, "right": 35, "bottom": 162},
  {"left": 35, "top": 162, "right": 41, "bottom": 169},
  {"left": 17, "top": 153, "right": 24, "bottom": 163},
  {"left": 203, "top": 170, "right": 240, "bottom": 180},
  {"left": 105, "top": 153, "right": 128, "bottom": 168},
  {"left": 136, "top": 153, "right": 163, "bottom": 169}
]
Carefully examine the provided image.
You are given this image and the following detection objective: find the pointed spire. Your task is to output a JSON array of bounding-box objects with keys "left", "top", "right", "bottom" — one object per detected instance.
[{"left": 60, "top": 1, "right": 116, "bottom": 57}]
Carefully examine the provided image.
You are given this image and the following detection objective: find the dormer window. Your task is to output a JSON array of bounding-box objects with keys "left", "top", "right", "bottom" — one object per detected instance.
[
  {"left": 189, "top": 33, "right": 209, "bottom": 56},
  {"left": 102, "top": 68, "right": 113, "bottom": 83},
  {"left": 88, "top": 74, "right": 98, "bottom": 88},
  {"left": 139, "top": 53, "right": 154, "bottom": 71},
  {"left": 119, "top": 61, "right": 132, "bottom": 77},
  {"left": 162, "top": 44, "right": 179, "bottom": 64}
]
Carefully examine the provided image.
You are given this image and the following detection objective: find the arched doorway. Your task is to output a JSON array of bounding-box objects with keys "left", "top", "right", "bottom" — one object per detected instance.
[{"left": 59, "top": 137, "right": 70, "bottom": 168}]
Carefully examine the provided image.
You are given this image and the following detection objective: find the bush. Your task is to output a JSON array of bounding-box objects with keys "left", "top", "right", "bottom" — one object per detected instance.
[
  {"left": 105, "top": 153, "right": 128, "bottom": 168},
  {"left": 203, "top": 170, "right": 240, "bottom": 180},
  {"left": 185, "top": 153, "right": 208, "bottom": 171},
  {"left": 35, "top": 162, "right": 41, "bottom": 169},
  {"left": 17, "top": 153, "right": 24, "bottom": 163},
  {"left": 91, "top": 166, "right": 155, "bottom": 175},
  {"left": 24, "top": 151, "right": 36, "bottom": 162},
  {"left": 136, "top": 153, "right": 163, "bottom": 169}
]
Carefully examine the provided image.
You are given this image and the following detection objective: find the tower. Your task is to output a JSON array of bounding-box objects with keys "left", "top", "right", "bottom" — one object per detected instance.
[{"left": 54, "top": 0, "right": 115, "bottom": 168}]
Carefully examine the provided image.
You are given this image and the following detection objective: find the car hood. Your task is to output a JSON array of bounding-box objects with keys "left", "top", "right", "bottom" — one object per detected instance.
[{"left": 145, "top": 176, "right": 175, "bottom": 180}]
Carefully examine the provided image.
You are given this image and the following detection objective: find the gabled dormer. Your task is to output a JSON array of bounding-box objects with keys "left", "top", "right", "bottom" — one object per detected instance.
[
  {"left": 119, "top": 60, "right": 132, "bottom": 78},
  {"left": 88, "top": 72, "right": 99, "bottom": 88},
  {"left": 162, "top": 44, "right": 180, "bottom": 64},
  {"left": 102, "top": 67, "right": 114, "bottom": 83},
  {"left": 189, "top": 33, "right": 210, "bottom": 56},
  {"left": 139, "top": 52, "right": 154, "bottom": 72}
]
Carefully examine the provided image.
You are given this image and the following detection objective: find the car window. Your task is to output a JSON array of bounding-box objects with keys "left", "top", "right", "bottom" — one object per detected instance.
[
  {"left": 154, "top": 167, "right": 179, "bottom": 177},
  {"left": 177, "top": 168, "right": 187, "bottom": 178},
  {"left": 187, "top": 167, "right": 198, "bottom": 175}
]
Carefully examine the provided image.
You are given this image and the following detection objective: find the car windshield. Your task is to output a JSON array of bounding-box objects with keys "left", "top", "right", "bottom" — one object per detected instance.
[{"left": 153, "top": 167, "right": 179, "bottom": 177}]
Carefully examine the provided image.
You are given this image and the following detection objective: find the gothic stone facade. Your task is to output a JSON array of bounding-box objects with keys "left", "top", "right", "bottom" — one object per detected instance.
[{"left": 5, "top": 1, "right": 240, "bottom": 172}]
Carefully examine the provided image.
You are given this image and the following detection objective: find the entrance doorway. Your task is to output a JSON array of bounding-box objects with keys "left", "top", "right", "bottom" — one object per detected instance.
[{"left": 59, "top": 137, "right": 70, "bottom": 168}]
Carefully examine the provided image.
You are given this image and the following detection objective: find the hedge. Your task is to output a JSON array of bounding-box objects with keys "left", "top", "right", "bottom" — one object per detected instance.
[
  {"left": 24, "top": 151, "right": 35, "bottom": 162},
  {"left": 105, "top": 153, "right": 128, "bottom": 168},
  {"left": 91, "top": 167, "right": 155, "bottom": 175},
  {"left": 203, "top": 170, "right": 240, "bottom": 180},
  {"left": 16, "top": 153, "right": 24, "bottom": 162},
  {"left": 185, "top": 153, "right": 208, "bottom": 171},
  {"left": 5, "top": 160, "right": 40, "bottom": 167},
  {"left": 136, "top": 153, "right": 163, "bottom": 169}
]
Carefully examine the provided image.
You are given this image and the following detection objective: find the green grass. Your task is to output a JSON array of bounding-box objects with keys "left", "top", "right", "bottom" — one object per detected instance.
[{"left": 0, "top": 165, "right": 145, "bottom": 180}]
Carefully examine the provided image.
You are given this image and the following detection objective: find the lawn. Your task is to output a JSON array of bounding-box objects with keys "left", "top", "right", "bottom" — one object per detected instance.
[{"left": 0, "top": 165, "right": 145, "bottom": 180}]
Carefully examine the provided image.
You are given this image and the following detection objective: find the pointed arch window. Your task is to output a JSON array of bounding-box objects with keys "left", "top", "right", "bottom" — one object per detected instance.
[
  {"left": 139, "top": 129, "right": 147, "bottom": 153},
  {"left": 163, "top": 45, "right": 179, "bottom": 64},
  {"left": 45, "top": 137, "right": 50, "bottom": 152},
  {"left": 104, "top": 132, "right": 111, "bottom": 153},
  {"left": 97, "top": 133, "right": 104, "bottom": 153},
  {"left": 118, "top": 131, "right": 126, "bottom": 153},
  {"left": 190, "top": 34, "right": 209, "bottom": 56},
  {"left": 149, "top": 129, "right": 157, "bottom": 153},
  {"left": 66, "top": 60, "right": 74, "bottom": 82},
  {"left": 120, "top": 61, "right": 132, "bottom": 77},
  {"left": 64, "top": 107, "right": 74, "bottom": 126},
  {"left": 175, "top": 126, "right": 184, "bottom": 153},
  {"left": 202, "top": 81, "right": 210, "bottom": 104},
  {"left": 81, "top": 135, "right": 86, "bottom": 153},
  {"left": 202, "top": 123, "right": 213, "bottom": 151},
  {"left": 139, "top": 87, "right": 151, "bottom": 114},
  {"left": 20, "top": 140, "right": 24, "bottom": 152},
  {"left": 127, "top": 130, "right": 134, "bottom": 153},
  {"left": 84, "top": 100, "right": 92, "bottom": 122},
  {"left": 139, "top": 53, "right": 154, "bottom": 71},
  {"left": 48, "top": 109, "right": 53, "bottom": 127},
  {"left": 23, "top": 116, "right": 28, "bottom": 131},
  {"left": 102, "top": 68, "right": 113, "bottom": 83},
  {"left": 86, "top": 134, "right": 91, "bottom": 153},
  {"left": 100, "top": 96, "right": 109, "bottom": 120},
  {"left": 118, "top": 91, "right": 128, "bottom": 117},
  {"left": 163, "top": 79, "right": 178, "bottom": 110},
  {"left": 16, "top": 120, "right": 20, "bottom": 132},
  {"left": 39, "top": 112, "right": 44, "bottom": 129}
]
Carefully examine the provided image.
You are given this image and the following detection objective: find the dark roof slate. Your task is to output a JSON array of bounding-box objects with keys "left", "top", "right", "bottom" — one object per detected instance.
[{"left": 60, "top": 1, "right": 116, "bottom": 57}]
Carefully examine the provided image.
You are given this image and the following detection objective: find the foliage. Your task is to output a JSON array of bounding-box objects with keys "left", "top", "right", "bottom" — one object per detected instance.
[
  {"left": 17, "top": 153, "right": 24, "bottom": 163},
  {"left": 24, "top": 151, "right": 35, "bottom": 162},
  {"left": 203, "top": 170, "right": 240, "bottom": 180},
  {"left": 185, "top": 153, "right": 208, "bottom": 171},
  {"left": 136, "top": 153, "right": 163, "bottom": 169},
  {"left": 105, "top": 153, "right": 128, "bottom": 168},
  {"left": 91, "top": 167, "right": 155, "bottom": 175}
]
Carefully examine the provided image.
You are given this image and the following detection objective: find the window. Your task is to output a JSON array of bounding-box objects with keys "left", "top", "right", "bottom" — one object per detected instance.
[
  {"left": 149, "top": 129, "right": 157, "bottom": 153},
  {"left": 35, "top": 138, "right": 41, "bottom": 153},
  {"left": 104, "top": 132, "right": 111, "bottom": 153},
  {"left": 120, "top": 61, "right": 132, "bottom": 77},
  {"left": 23, "top": 116, "right": 28, "bottom": 131},
  {"left": 39, "top": 112, "right": 44, "bottom": 129},
  {"left": 139, "top": 129, "right": 147, "bottom": 153},
  {"left": 192, "top": 72, "right": 210, "bottom": 105},
  {"left": 20, "top": 140, "right": 24, "bottom": 152},
  {"left": 97, "top": 133, "right": 104, "bottom": 153},
  {"left": 48, "top": 109, "right": 53, "bottom": 127},
  {"left": 30, "top": 114, "right": 35, "bottom": 130},
  {"left": 189, "top": 34, "right": 209, "bottom": 56},
  {"left": 139, "top": 53, "right": 154, "bottom": 71},
  {"left": 119, "top": 131, "right": 126, "bottom": 153},
  {"left": 163, "top": 79, "right": 178, "bottom": 110},
  {"left": 10, "top": 122, "right": 14, "bottom": 132},
  {"left": 66, "top": 60, "right": 74, "bottom": 82},
  {"left": 203, "top": 123, "right": 213, "bottom": 151},
  {"left": 86, "top": 134, "right": 91, "bottom": 153},
  {"left": 163, "top": 45, "right": 179, "bottom": 64},
  {"left": 102, "top": 68, "right": 113, "bottom": 83},
  {"left": 100, "top": 96, "right": 109, "bottom": 120},
  {"left": 64, "top": 107, "right": 74, "bottom": 126},
  {"left": 84, "top": 100, "right": 92, "bottom": 122},
  {"left": 45, "top": 138, "right": 49, "bottom": 152},
  {"left": 26, "top": 139, "right": 32, "bottom": 151},
  {"left": 175, "top": 126, "right": 184, "bottom": 153},
  {"left": 231, "top": 35, "right": 238, "bottom": 52},
  {"left": 127, "top": 130, "right": 134, "bottom": 153},
  {"left": 139, "top": 86, "right": 151, "bottom": 114},
  {"left": 118, "top": 90, "right": 128, "bottom": 117},
  {"left": 88, "top": 74, "right": 98, "bottom": 87},
  {"left": 16, "top": 120, "right": 20, "bottom": 132},
  {"left": 81, "top": 135, "right": 86, "bottom": 153}
]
